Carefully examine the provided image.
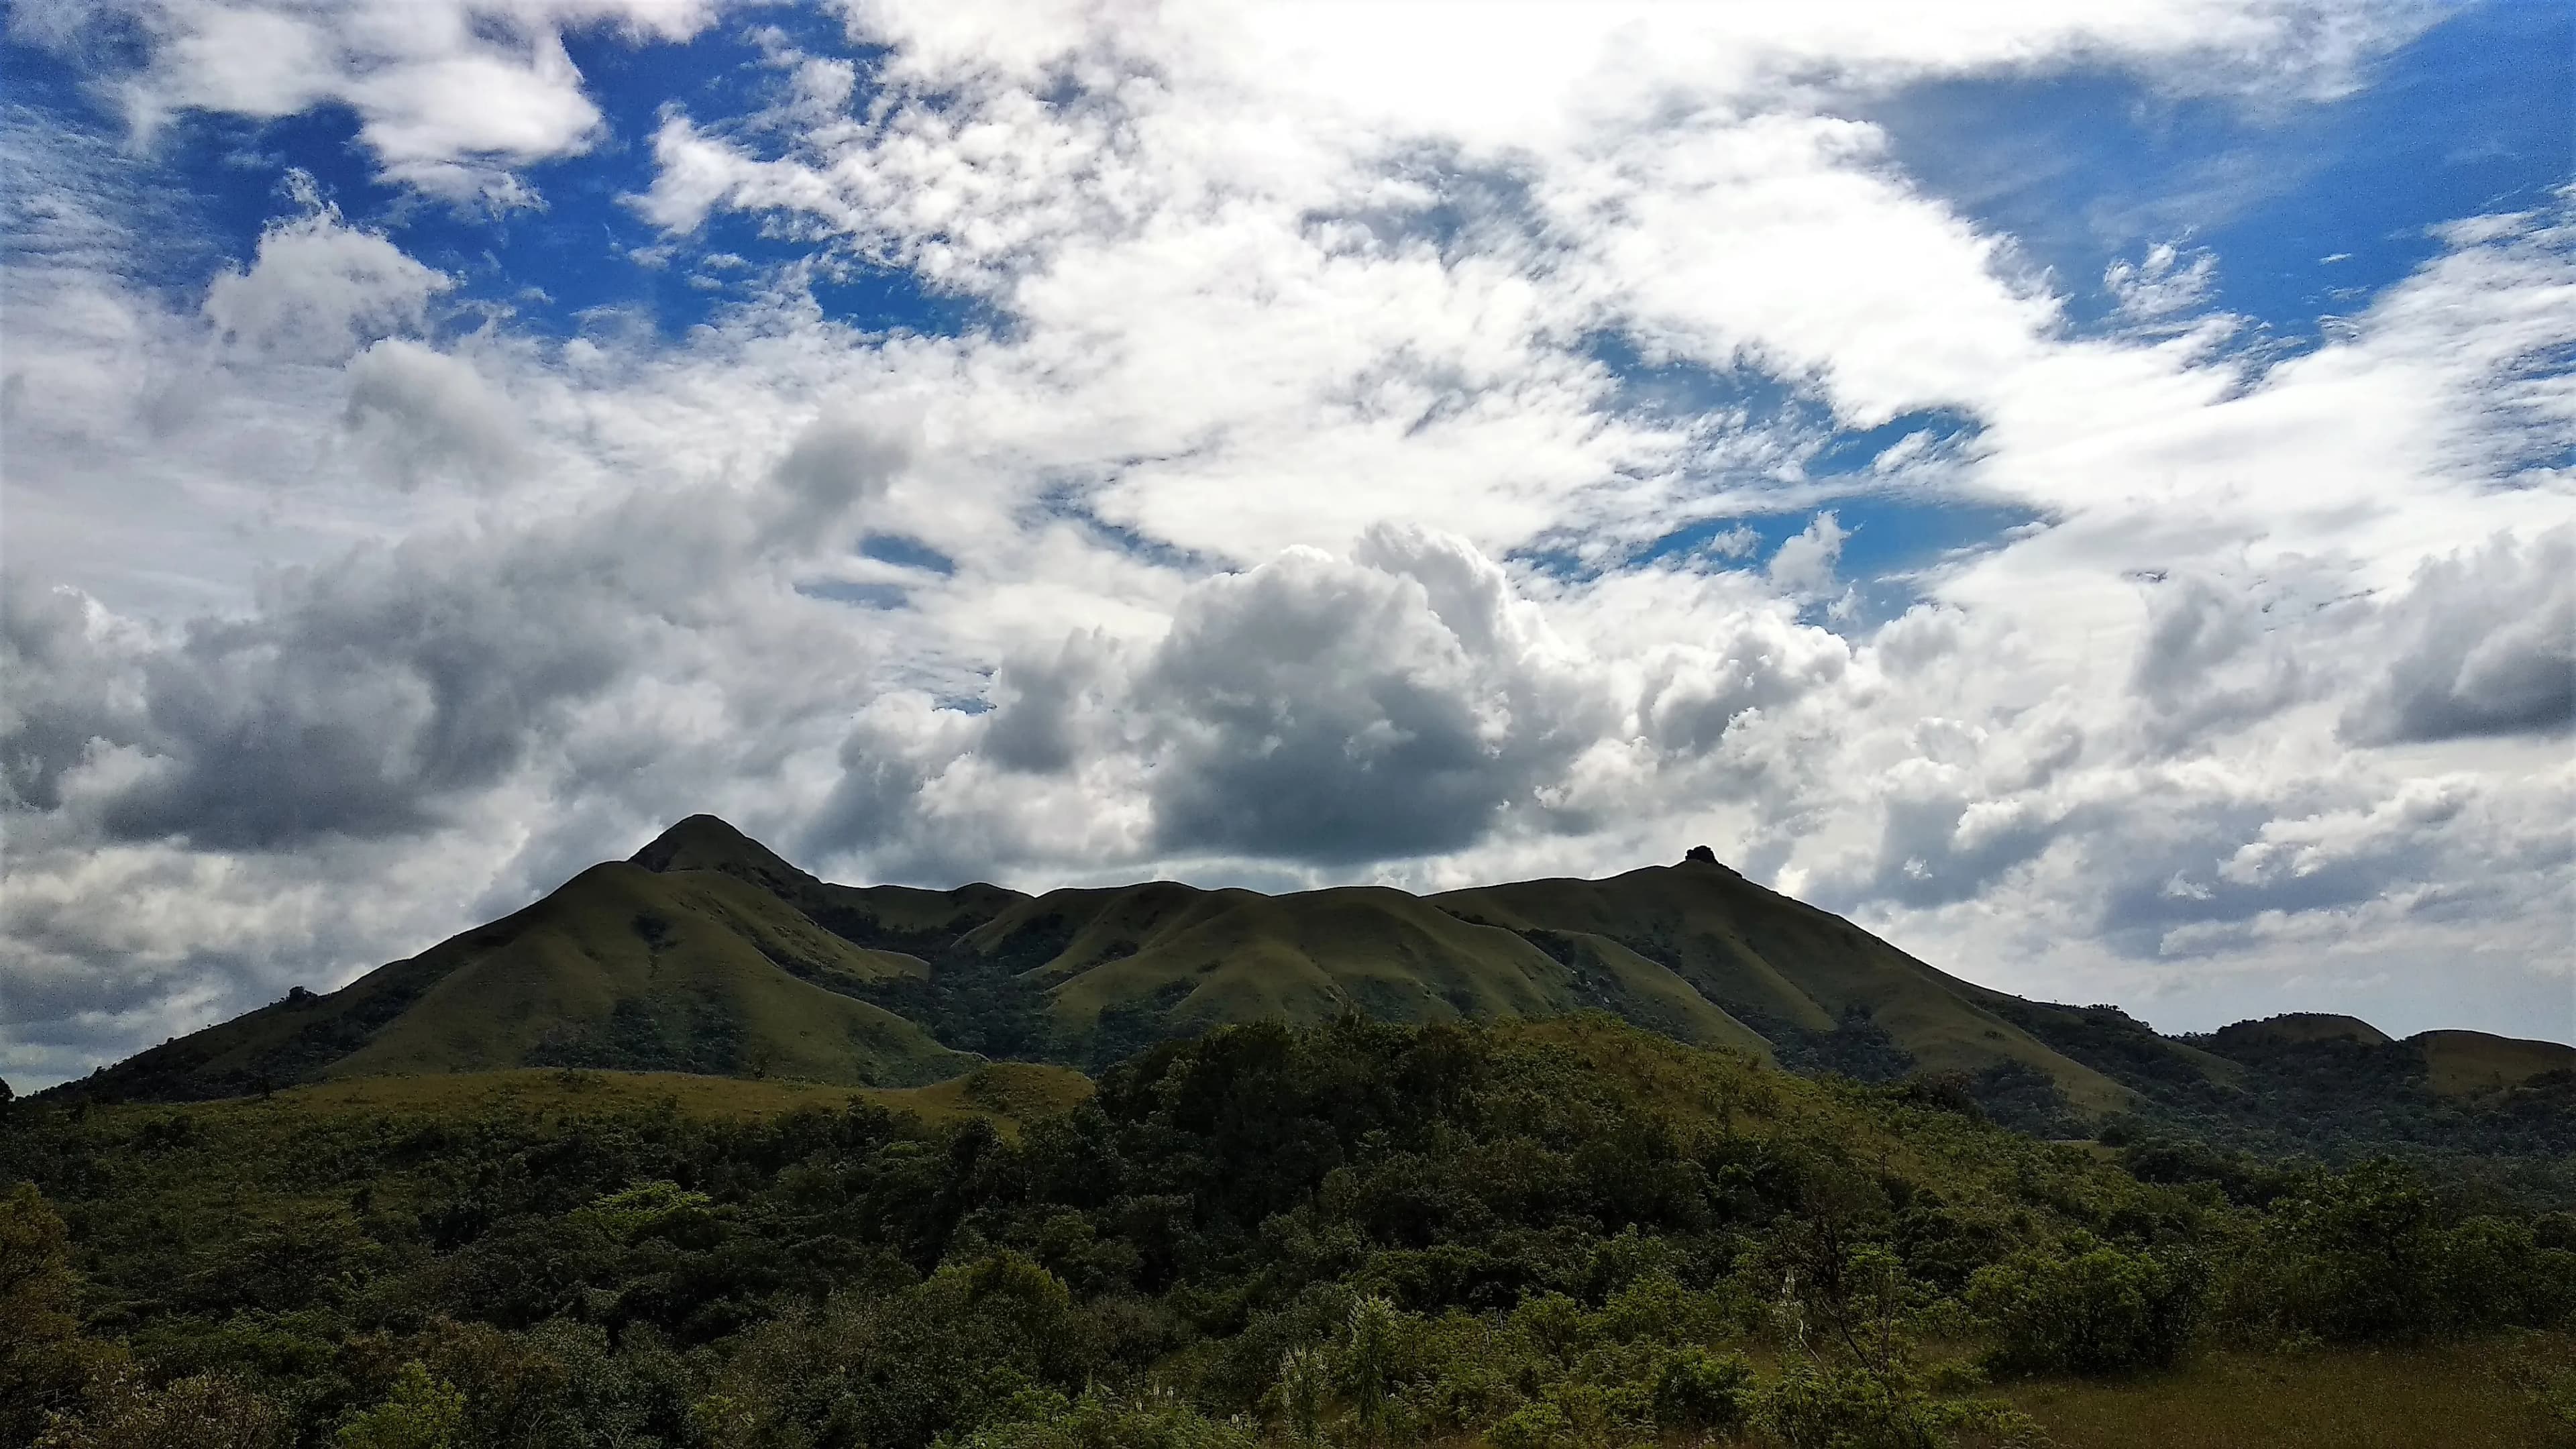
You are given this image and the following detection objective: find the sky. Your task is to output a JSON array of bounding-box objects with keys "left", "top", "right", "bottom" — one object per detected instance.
[{"left": 2, "top": 0, "right": 2571, "bottom": 1091}]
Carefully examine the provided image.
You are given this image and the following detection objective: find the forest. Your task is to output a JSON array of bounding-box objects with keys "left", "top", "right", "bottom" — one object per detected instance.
[{"left": 5, "top": 1016, "right": 2573, "bottom": 1448}]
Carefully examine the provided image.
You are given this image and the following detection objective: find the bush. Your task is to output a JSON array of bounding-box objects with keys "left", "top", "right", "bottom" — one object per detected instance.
[
  {"left": 335, "top": 1362, "right": 464, "bottom": 1449},
  {"left": 1652, "top": 1348, "right": 1754, "bottom": 1436},
  {"left": 36, "top": 1366, "right": 284, "bottom": 1449},
  {"left": 1485, "top": 1381, "right": 1650, "bottom": 1449},
  {"left": 2218, "top": 1161, "right": 2576, "bottom": 1346},
  {"left": 1756, "top": 1360, "right": 1950, "bottom": 1449},
  {"left": 1968, "top": 1235, "right": 2206, "bottom": 1376},
  {"left": 1755, "top": 1360, "right": 2043, "bottom": 1449}
]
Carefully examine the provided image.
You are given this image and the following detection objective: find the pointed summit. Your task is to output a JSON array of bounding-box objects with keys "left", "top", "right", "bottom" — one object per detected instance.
[
  {"left": 1676, "top": 844, "right": 1739, "bottom": 877},
  {"left": 631, "top": 814, "right": 811, "bottom": 894}
]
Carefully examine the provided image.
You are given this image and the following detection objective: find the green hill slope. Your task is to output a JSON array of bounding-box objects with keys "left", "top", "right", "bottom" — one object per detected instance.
[
  {"left": 1436, "top": 857, "right": 2136, "bottom": 1112},
  {"left": 2413, "top": 1028, "right": 2576, "bottom": 1096},
  {"left": 961, "top": 880, "right": 1776, "bottom": 1062},
  {"left": 2211, "top": 1012, "right": 2395, "bottom": 1049},
  {"left": 62, "top": 816, "right": 2570, "bottom": 1148},
  {"left": 65, "top": 858, "right": 974, "bottom": 1102},
  {"left": 633, "top": 813, "right": 1025, "bottom": 951}
]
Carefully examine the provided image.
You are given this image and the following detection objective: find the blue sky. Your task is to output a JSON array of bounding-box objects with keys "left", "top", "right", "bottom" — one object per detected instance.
[{"left": 2, "top": 1, "right": 2570, "bottom": 1087}]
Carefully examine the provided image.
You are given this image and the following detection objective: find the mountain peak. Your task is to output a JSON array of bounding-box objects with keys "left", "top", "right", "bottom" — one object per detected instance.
[
  {"left": 1677, "top": 845, "right": 1740, "bottom": 876},
  {"left": 631, "top": 814, "right": 808, "bottom": 888}
]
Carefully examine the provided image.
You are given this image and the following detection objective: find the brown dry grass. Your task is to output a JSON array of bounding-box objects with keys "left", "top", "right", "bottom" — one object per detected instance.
[{"left": 1999, "top": 1337, "right": 2569, "bottom": 1449}]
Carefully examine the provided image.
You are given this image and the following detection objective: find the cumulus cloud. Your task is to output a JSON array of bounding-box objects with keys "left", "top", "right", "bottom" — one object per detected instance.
[
  {"left": 802, "top": 528, "right": 1646, "bottom": 869},
  {"left": 1766, "top": 511, "right": 1848, "bottom": 597},
  {"left": 2127, "top": 572, "right": 2308, "bottom": 751},
  {"left": 203, "top": 197, "right": 453, "bottom": 358},
  {"left": 9, "top": 0, "right": 2576, "bottom": 1086},
  {"left": 343, "top": 339, "right": 527, "bottom": 486},
  {"left": 2340, "top": 527, "right": 2576, "bottom": 745}
]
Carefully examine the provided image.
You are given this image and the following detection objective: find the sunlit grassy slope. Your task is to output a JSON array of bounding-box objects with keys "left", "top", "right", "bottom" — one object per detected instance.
[
  {"left": 2415, "top": 1028, "right": 2576, "bottom": 1096},
  {"left": 965, "top": 880, "right": 1778, "bottom": 1058},
  {"left": 71, "top": 856, "right": 974, "bottom": 1100},
  {"left": 1439, "top": 861, "right": 2135, "bottom": 1112},
  {"left": 633, "top": 812, "right": 1025, "bottom": 943}
]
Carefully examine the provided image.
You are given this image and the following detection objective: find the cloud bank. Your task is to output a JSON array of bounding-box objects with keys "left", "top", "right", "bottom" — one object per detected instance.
[{"left": 3, "top": 0, "right": 2569, "bottom": 1087}]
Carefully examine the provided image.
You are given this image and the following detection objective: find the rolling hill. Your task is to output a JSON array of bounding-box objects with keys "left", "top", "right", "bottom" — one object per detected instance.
[{"left": 52, "top": 816, "right": 2572, "bottom": 1143}]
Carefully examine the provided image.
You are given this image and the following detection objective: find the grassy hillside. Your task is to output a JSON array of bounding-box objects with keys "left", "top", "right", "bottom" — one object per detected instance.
[
  {"left": 127, "top": 1059, "right": 1092, "bottom": 1134},
  {"left": 57, "top": 814, "right": 2571, "bottom": 1179},
  {"left": 2415, "top": 1028, "right": 2576, "bottom": 1096},
  {"left": 1439, "top": 860, "right": 2136, "bottom": 1113},
  {"left": 964, "top": 880, "right": 1776, "bottom": 1065},
  {"left": 64, "top": 858, "right": 975, "bottom": 1102},
  {"left": 634, "top": 813, "right": 1024, "bottom": 949},
  {"left": 2209, "top": 1013, "right": 2395, "bottom": 1049}
]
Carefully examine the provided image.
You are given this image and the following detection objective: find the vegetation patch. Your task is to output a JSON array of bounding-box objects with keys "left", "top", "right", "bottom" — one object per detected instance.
[{"left": 7, "top": 1017, "right": 2571, "bottom": 1448}]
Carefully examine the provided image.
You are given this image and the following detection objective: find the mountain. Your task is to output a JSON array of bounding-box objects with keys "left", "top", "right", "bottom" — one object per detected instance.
[
  {"left": 54, "top": 816, "right": 2573, "bottom": 1144},
  {"left": 70, "top": 851, "right": 975, "bottom": 1102}
]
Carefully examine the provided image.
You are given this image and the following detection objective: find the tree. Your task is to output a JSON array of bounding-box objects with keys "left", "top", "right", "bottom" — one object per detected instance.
[
  {"left": 1968, "top": 1236, "right": 2206, "bottom": 1375},
  {"left": 1275, "top": 1346, "right": 1328, "bottom": 1448},
  {"left": 1342, "top": 1295, "right": 1403, "bottom": 1446},
  {"left": 36, "top": 1367, "right": 282, "bottom": 1449},
  {"left": 337, "top": 1363, "right": 465, "bottom": 1449},
  {"left": 3, "top": 1184, "right": 105, "bottom": 1448}
]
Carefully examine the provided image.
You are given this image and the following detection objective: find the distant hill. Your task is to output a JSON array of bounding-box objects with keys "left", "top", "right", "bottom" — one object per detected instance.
[
  {"left": 2209, "top": 1012, "right": 2395, "bottom": 1050},
  {"left": 2412, "top": 1028, "right": 2576, "bottom": 1096},
  {"left": 52, "top": 816, "right": 2573, "bottom": 1152}
]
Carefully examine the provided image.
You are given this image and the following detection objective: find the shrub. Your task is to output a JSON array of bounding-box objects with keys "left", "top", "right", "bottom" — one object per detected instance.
[
  {"left": 1486, "top": 1381, "right": 1650, "bottom": 1449},
  {"left": 335, "top": 1362, "right": 465, "bottom": 1449},
  {"left": 3, "top": 1185, "right": 107, "bottom": 1448},
  {"left": 1968, "top": 1234, "right": 2206, "bottom": 1376},
  {"left": 2218, "top": 1161, "right": 2576, "bottom": 1346},
  {"left": 1756, "top": 1360, "right": 1949, "bottom": 1449},
  {"left": 1341, "top": 1294, "right": 1405, "bottom": 1444},
  {"left": 1487, "top": 1397, "right": 1575, "bottom": 1449},
  {"left": 1271, "top": 1346, "right": 1328, "bottom": 1447},
  {"left": 1652, "top": 1348, "right": 1754, "bottom": 1436},
  {"left": 1755, "top": 1360, "right": 2044, "bottom": 1449},
  {"left": 36, "top": 1366, "right": 284, "bottom": 1449}
]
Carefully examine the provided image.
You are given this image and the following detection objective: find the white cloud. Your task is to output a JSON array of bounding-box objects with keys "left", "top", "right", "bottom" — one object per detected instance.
[
  {"left": 205, "top": 201, "right": 454, "bottom": 359},
  {"left": 15, "top": 0, "right": 721, "bottom": 201},
  {"left": 1767, "top": 511, "right": 1849, "bottom": 597},
  {"left": 9, "top": 0, "right": 2576, "bottom": 1087},
  {"left": 2340, "top": 526, "right": 2575, "bottom": 745},
  {"left": 2104, "top": 241, "right": 2220, "bottom": 324}
]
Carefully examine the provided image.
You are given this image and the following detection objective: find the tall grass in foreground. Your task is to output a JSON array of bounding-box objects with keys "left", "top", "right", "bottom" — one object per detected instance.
[{"left": 1999, "top": 1335, "right": 2575, "bottom": 1449}]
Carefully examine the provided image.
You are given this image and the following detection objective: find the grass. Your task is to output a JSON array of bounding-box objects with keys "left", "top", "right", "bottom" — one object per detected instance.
[
  {"left": 72, "top": 858, "right": 974, "bottom": 1100},
  {"left": 123, "top": 1060, "right": 1094, "bottom": 1134},
  {"left": 1440, "top": 861, "right": 2139, "bottom": 1112},
  {"left": 2416, "top": 1029, "right": 2576, "bottom": 1096},
  {"left": 331, "top": 861, "right": 972, "bottom": 1087},
  {"left": 1997, "top": 1337, "right": 2571, "bottom": 1449}
]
